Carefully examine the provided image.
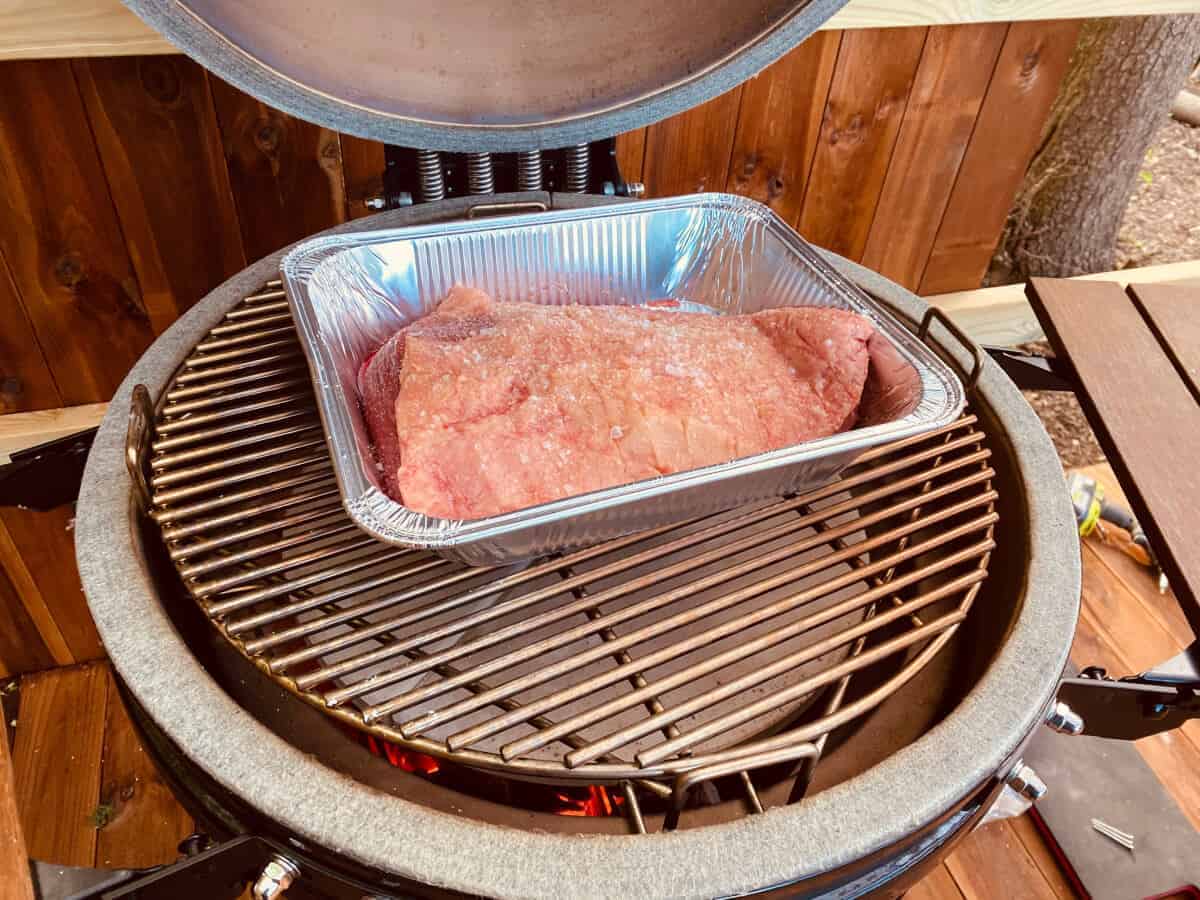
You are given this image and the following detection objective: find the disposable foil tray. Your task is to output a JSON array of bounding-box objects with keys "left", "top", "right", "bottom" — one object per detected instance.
[{"left": 281, "top": 194, "right": 964, "bottom": 565}]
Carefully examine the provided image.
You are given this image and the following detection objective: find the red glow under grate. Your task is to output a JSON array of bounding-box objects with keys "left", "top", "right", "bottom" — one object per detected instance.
[
  {"left": 367, "top": 735, "right": 441, "bottom": 775},
  {"left": 365, "top": 735, "right": 623, "bottom": 817}
]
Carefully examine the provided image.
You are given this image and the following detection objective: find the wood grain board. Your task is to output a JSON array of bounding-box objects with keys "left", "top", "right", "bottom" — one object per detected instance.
[
  {"left": 7, "top": 662, "right": 194, "bottom": 880},
  {"left": 0, "top": 0, "right": 1192, "bottom": 61},
  {"left": 860, "top": 23, "right": 1007, "bottom": 288},
  {"left": 725, "top": 30, "right": 840, "bottom": 225},
  {"left": 926, "top": 259, "right": 1200, "bottom": 347},
  {"left": 0, "top": 566, "right": 57, "bottom": 686},
  {"left": 642, "top": 88, "right": 745, "bottom": 197},
  {"left": 0, "top": 714, "right": 34, "bottom": 900},
  {"left": 208, "top": 77, "right": 347, "bottom": 263},
  {"left": 1007, "top": 813, "right": 1081, "bottom": 899},
  {"left": 339, "top": 134, "right": 387, "bottom": 222},
  {"left": 0, "top": 521, "right": 72, "bottom": 668},
  {"left": 96, "top": 670, "right": 193, "bottom": 868},
  {"left": 0, "top": 258, "right": 61, "bottom": 416},
  {"left": 1127, "top": 283, "right": 1200, "bottom": 404},
  {"left": 945, "top": 816, "right": 1066, "bottom": 899},
  {"left": 1026, "top": 278, "right": 1200, "bottom": 638},
  {"left": 0, "top": 59, "right": 155, "bottom": 405},
  {"left": 11, "top": 663, "right": 108, "bottom": 866},
  {"left": 74, "top": 56, "right": 247, "bottom": 333},
  {"left": 905, "top": 861, "right": 966, "bottom": 900},
  {"left": 797, "top": 27, "right": 929, "bottom": 261},
  {"left": 0, "top": 507, "right": 102, "bottom": 664},
  {"left": 615, "top": 129, "right": 648, "bottom": 187},
  {"left": 919, "top": 20, "right": 1083, "bottom": 295},
  {"left": 0, "top": 402, "right": 108, "bottom": 464}
]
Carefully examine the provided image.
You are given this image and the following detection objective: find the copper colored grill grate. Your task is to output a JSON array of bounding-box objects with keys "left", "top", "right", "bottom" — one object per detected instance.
[{"left": 139, "top": 281, "right": 996, "bottom": 815}]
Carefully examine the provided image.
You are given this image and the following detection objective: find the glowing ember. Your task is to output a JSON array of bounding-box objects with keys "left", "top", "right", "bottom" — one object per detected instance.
[
  {"left": 364, "top": 735, "right": 624, "bottom": 817},
  {"left": 555, "top": 785, "right": 623, "bottom": 817},
  {"left": 366, "top": 735, "right": 440, "bottom": 775}
]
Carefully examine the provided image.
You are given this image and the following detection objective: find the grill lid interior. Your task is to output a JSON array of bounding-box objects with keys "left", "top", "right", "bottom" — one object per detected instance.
[{"left": 123, "top": 0, "right": 851, "bottom": 150}]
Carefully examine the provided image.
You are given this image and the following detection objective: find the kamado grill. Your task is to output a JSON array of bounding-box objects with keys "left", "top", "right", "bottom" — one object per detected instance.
[{"left": 66, "top": 1, "right": 1097, "bottom": 898}]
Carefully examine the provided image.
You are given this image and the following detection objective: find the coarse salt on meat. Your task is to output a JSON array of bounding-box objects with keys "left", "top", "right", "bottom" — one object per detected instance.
[{"left": 358, "top": 286, "right": 874, "bottom": 520}]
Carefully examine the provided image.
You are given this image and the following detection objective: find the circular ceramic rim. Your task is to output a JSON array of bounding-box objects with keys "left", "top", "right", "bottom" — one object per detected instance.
[
  {"left": 76, "top": 198, "right": 1080, "bottom": 899},
  {"left": 122, "top": 0, "right": 850, "bottom": 152}
]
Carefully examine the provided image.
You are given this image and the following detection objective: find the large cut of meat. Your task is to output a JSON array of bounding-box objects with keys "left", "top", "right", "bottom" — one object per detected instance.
[{"left": 359, "top": 287, "right": 874, "bottom": 520}]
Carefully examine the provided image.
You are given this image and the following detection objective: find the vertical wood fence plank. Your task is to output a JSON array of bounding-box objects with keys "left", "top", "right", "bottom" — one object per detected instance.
[
  {"left": 641, "top": 88, "right": 745, "bottom": 197},
  {"left": 339, "top": 134, "right": 386, "bottom": 221},
  {"left": 615, "top": 129, "right": 648, "bottom": 184},
  {"left": 209, "top": 77, "right": 347, "bottom": 262},
  {"left": 860, "top": 23, "right": 1008, "bottom": 290},
  {"left": 726, "top": 31, "right": 841, "bottom": 225},
  {"left": 797, "top": 27, "right": 929, "bottom": 260},
  {"left": 919, "top": 20, "right": 1082, "bottom": 294},
  {"left": 0, "top": 256, "right": 61, "bottom": 414},
  {"left": 74, "top": 56, "right": 246, "bottom": 333},
  {"left": 0, "top": 60, "right": 153, "bottom": 404}
]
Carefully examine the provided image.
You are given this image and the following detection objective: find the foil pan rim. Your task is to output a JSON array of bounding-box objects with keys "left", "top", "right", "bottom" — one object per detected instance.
[{"left": 282, "top": 193, "right": 965, "bottom": 562}]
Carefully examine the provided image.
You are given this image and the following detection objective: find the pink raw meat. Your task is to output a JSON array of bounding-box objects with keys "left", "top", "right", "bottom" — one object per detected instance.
[{"left": 358, "top": 287, "right": 874, "bottom": 520}]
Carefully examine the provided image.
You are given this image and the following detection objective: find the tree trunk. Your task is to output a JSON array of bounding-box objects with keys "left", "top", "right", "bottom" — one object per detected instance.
[{"left": 997, "top": 15, "right": 1200, "bottom": 281}]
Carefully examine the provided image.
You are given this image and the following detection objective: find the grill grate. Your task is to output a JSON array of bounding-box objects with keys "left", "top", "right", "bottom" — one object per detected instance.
[{"left": 141, "top": 281, "right": 995, "bottom": 824}]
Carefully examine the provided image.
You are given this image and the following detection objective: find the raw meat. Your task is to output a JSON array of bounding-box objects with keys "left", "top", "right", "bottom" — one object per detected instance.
[{"left": 359, "top": 287, "right": 874, "bottom": 520}]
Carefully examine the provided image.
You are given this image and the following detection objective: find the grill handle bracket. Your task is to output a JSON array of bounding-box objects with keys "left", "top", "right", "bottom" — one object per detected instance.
[
  {"left": 983, "top": 346, "right": 1077, "bottom": 393},
  {"left": 32, "top": 834, "right": 265, "bottom": 900},
  {"left": 0, "top": 427, "right": 97, "bottom": 511},
  {"left": 126, "top": 383, "right": 154, "bottom": 514},
  {"left": 918, "top": 307, "right": 984, "bottom": 394},
  {"left": 1057, "top": 642, "right": 1200, "bottom": 741},
  {"left": 37, "top": 833, "right": 393, "bottom": 899}
]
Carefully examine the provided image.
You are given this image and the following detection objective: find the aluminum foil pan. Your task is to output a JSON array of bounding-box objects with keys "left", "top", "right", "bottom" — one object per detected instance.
[{"left": 281, "top": 194, "right": 964, "bottom": 565}]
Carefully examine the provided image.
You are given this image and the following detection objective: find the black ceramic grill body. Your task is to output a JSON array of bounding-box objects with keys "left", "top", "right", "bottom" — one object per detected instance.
[{"left": 75, "top": 196, "right": 1081, "bottom": 899}]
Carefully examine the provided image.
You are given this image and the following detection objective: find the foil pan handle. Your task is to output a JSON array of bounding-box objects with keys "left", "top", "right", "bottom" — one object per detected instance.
[
  {"left": 919, "top": 307, "right": 984, "bottom": 394},
  {"left": 126, "top": 383, "right": 154, "bottom": 514},
  {"left": 467, "top": 200, "right": 549, "bottom": 219}
]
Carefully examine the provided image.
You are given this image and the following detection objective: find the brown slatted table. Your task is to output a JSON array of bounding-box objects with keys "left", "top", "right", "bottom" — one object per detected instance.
[{"left": 1025, "top": 276, "right": 1200, "bottom": 640}]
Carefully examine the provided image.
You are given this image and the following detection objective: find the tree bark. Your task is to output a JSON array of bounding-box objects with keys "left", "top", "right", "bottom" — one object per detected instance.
[{"left": 997, "top": 16, "right": 1200, "bottom": 281}]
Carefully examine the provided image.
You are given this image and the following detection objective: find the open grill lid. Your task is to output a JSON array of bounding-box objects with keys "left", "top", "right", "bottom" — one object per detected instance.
[{"left": 122, "top": 0, "right": 851, "bottom": 151}]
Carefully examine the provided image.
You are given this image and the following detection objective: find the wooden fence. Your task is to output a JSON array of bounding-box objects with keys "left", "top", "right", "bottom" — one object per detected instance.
[{"left": 0, "top": 20, "right": 1082, "bottom": 674}]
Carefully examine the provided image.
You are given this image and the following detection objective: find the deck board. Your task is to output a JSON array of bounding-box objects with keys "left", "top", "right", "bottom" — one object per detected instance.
[
  {"left": 11, "top": 663, "right": 108, "bottom": 866},
  {"left": 95, "top": 669, "right": 193, "bottom": 868},
  {"left": 907, "top": 862, "right": 967, "bottom": 899},
  {"left": 0, "top": 709, "right": 34, "bottom": 900},
  {"left": 945, "top": 817, "right": 1064, "bottom": 899}
]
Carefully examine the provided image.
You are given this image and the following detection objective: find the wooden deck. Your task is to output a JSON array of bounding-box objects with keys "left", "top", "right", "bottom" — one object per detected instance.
[{"left": 2, "top": 464, "right": 1195, "bottom": 896}]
